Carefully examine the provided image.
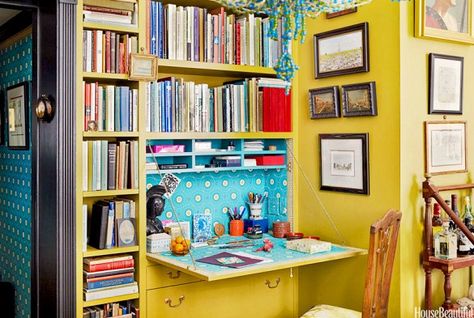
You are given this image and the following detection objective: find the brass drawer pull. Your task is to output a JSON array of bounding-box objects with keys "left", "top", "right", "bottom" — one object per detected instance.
[
  {"left": 167, "top": 271, "right": 181, "bottom": 279},
  {"left": 164, "top": 296, "right": 185, "bottom": 308},
  {"left": 265, "top": 278, "right": 281, "bottom": 289}
]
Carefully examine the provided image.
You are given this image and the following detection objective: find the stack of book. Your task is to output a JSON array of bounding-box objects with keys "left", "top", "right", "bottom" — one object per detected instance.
[
  {"left": 244, "top": 140, "right": 264, "bottom": 151},
  {"left": 146, "top": 1, "right": 286, "bottom": 67},
  {"left": 82, "top": 30, "right": 138, "bottom": 74},
  {"left": 83, "top": 300, "right": 139, "bottom": 318},
  {"left": 83, "top": 255, "right": 138, "bottom": 302},
  {"left": 86, "top": 198, "right": 136, "bottom": 250},
  {"left": 83, "top": 0, "right": 138, "bottom": 27},
  {"left": 146, "top": 77, "right": 291, "bottom": 133},
  {"left": 83, "top": 83, "right": 138, "bottom": 132},
  {"left": 82, "top": 140, "right": 139, "bottom": 191}
]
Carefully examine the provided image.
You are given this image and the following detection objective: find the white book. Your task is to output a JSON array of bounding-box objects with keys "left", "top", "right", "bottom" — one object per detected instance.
[
  {"left": 82, "top": 141, "right": 88, "bottom": 192},
  {"left": 96, "top": 30, "right": 103, "bottom": 73},
  {"left": 248, "top": 14, "right": 255, "bottom": 66},
  {"left": 97, "top": 86, "right": 103, "bottom": 131},
  {"left": 82, "top": 204, "right": 88, "bottom": 252},
  {"left": 187, "top": 7, "right": 194, "bottom": 61},
  {"left": 90, "top": 83, "right": 96, "bottom": 123},
  {"left": 105, "top": 202, "right": 115, "bottom": 248},
  {"left": 232, "top": 85, "right": 239, "bottom": 132},
  {"left": 176, "top": 7, "right": 184, "bottom": 60},
  {"left": 95, "top": 140, "right": 102, "bottom": 191},
  {"left": 106, "top": 85, "right": 115, "bottom": 131},
  {"left": 206, "top": 13, "right": 212, "bottom": 63},
  {"left": 154, "top": 82, "right": 160, "bottom": 133},
  {"left": 188, "top": 82, "right": 195, "bottom": 131},
  {"left": 133, "top": 141, "right": 138, "bottom": 188},
  {"left": 83, "top": 11, "right": 133, "bottom": 25},
  {"left": 240, "top": 84, "right": 245, "bottom": 132},
  {"left": 132, "top": 89, "right": 138, "bottom": 131},
  {"left": 195, "top": 85, "right": 201, "bottom": 132},
  {"left": 83, "top": 282, "right": 138, "bottom": 301},
  {"left": 225, "top": 86, "right": 231, "bottom": 132},
  {"left": 130, "top": 200, "right": 136, "bottom": 218},
  {"left": 101, "top": 140, "right": 108, "bottom": 190},
  {"left": 202, "top": 84, "right": 209, "bottom": 133},
  {"left": 146, "top": 83, "right": 151, "bottom": 132},
  {"left": 167, "top": 4, "right": 177, "bottom": 60},
  {"left": 86, "top": 30, "right": 92, "bottom": 72}
]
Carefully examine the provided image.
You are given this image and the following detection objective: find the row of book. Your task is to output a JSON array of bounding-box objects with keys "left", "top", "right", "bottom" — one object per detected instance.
[
  {"left": 83, "top": 255, "right": 138, "bottom": 302},
  {"left": 146, "top": 1, "right": 286, "bottom": 67},
  {"left": 83, "top": 83, "right": 138, "bottom": 132},
  {"left": 85, "top": 198, "right": 137, "bottom": 251},
  {"left": 145, "top": 77, "right": 291, "bottom": 133},
  {"left": 84, "top": 300, "right": 139, "bottom": 318},
  {"left": 82, "top": 30, "right": 138, "bottom": 74},
  {"left": 83, "top": 0, "right": 138, "bottom": 27},
  {"left": 82, "top": 140, "right": 139, "bottom": 192}
]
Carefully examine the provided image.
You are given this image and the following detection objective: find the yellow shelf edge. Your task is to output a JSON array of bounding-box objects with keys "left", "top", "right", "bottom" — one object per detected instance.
[
  {"left": 145, "top": 132, "right": 294, "bottom": 140},
  {"left": 83, "top": 131, "right": 140, "bottom": 138},
  {"left": 83, "top": 72, "right": 130, "bottom": 80},
  {"left": 83, "top": 189, "right": 140, "bottom": 198},
  {"left": 83, "top": 22, "right": 139, "bottom": 34},
  {"left": 83, "top": 293, "right": 140, "bottom": 308},
  {"left": 83, "top": 245, "right": 139, "bottom": 258}
]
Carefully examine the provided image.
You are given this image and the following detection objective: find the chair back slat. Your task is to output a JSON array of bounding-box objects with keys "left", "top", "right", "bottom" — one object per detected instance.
[{"left": 362, "top": 209, "right": 402, "bottom": 318}]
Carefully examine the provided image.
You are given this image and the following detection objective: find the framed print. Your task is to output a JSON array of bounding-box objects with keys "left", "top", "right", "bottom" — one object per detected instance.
[
  {"left": 424, "top": 121, "right": 466, "bottom": 175},
  {"left": 0, "top": 90, "right": 4, "bottom": 145},
  {"left": 416, "top": 0, "right": 474, "bottom": 43},
  {"left": 326, "top": 7, "right": 357, "bottom": 19},
  {"left": 313, "top": 22, "right": 369, "bottom": 78},
  {"left": 319, "top": 133, "right": 369, "bottom": 194},
  {"left": 7, "top": 82, "right": 29, "bottom": 150},
  {"left": 429, "top": 53, "right": 463, "bottom": 114},
  {"left": 342, "top": 82, "right": 377, "bottom": 117},
  {"left": 129, "top": 53, "right": 157, "bottom": 81},
  {"left": 309, "top": 86, "right": 340, "bottom": 119}
]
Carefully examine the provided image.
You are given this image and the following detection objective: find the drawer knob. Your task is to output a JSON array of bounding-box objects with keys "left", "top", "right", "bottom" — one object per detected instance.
[
  {"left": 167, "top": 271, "right": 181, "bottom": 279},
  {"left": 265, "top": 278, "right": 281, "bottom": 289},
  {"left": 164, "top": 296, "right": 185, "bottom": 308}
]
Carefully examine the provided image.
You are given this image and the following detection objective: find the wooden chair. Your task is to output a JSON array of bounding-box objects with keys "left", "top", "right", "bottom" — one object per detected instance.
[{"left": 301, "top": 209, "right": 402, "bottom": 318}]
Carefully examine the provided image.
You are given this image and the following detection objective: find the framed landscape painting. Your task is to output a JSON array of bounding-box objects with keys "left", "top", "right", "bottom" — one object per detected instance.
[
  {"left": 313, "top": 22, "right": 369, "bottom": 78},
  {"left": 309, "top": 86, "right": 340, "bottom": 119},
  {"left": 342, "top": 82, "right": 377, "bottom": 117}
]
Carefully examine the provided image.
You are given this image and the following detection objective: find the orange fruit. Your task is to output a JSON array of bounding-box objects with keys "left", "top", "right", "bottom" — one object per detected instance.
[
  {"left": 174, "top": 243, "right": 184, "bottom": 253},
  {"left": 175, "top": 236, "right": 184, "bottom": 244}
]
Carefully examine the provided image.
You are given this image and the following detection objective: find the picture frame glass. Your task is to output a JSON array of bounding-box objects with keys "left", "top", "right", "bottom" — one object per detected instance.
[
  {"left": 426, "top": 0, "right": 468, "bottom": 33},
  {"left": 309, "top": 87, "right": 339, "bottom": 119},
  {"left": 430, "top": 54, "right": 463, "bottom": 114},
  {"left": 7, "top": 82, "right": 28, "bottom": 149},
  {"left": 425, "top": 121, "right": 466, "bottom": 174},
  {"left": 342, "top": 82, "right": 377, "bottom": 117}
]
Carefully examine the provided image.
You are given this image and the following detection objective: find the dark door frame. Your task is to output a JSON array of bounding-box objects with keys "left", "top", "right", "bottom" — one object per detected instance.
[{"left": 0, "top": 1, "right": 77, "bottom": 317}]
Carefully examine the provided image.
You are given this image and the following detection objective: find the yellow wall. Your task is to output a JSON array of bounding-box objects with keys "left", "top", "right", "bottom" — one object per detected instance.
[
  {"left": 296, "top": 1, "right": 401, "bottom": 316},
  {"left": 399, "top": 0, "right": 474, "bottom": 315}
]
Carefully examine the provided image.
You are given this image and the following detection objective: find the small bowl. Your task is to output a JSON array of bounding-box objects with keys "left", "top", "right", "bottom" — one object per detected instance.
[
  {"left": 285, "top": 232, "right": 304, "bottom": 240},
  {"left": 171, "top": 249, "right": 190, "bottom": 256}
]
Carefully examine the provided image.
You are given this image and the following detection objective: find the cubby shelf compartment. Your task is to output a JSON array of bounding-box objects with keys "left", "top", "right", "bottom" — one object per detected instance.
[
  {"left": 83, "top": 293, "right": 140, "bottom": 308},
  {"left": 83, "top": 245, "right": 140, "bottom": 258}
]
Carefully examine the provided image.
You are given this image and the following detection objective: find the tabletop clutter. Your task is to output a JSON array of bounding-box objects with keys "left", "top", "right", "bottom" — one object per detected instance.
[{"left": 147, "top": 190, "right": 332, "bottom": 266}]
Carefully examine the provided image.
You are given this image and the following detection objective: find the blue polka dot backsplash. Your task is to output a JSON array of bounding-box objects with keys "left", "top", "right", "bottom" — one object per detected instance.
[
  {"left": 0, "top": 34, "right": 32, "bottom": 318},
  {"left": 147, "top": 169, "right": 288, "bottom": 236}
]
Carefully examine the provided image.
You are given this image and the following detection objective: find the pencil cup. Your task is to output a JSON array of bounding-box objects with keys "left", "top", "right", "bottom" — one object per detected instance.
[
  {"left": 229, "top": 220, "right": 244, "bottom": 236},
  {"left": 248, "top": 203, "right": 263, "bottom": 219}
]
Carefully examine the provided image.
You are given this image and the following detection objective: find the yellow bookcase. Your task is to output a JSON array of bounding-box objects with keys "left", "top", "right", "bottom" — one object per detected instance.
[{"left": 75, "top": 0, "right": 299, "bottom": 316}]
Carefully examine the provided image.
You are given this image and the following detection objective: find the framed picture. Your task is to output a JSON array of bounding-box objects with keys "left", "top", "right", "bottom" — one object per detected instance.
[
  {"left": 326, "top": 7, "right": 357, "bottom": 19},
  {"left": 424, "top": 121, "right": 466, "bottom": 175},
  {"left": 313, "top": 22, "right": 369, "bottom": 78},
  {"left": 342, "top": 82, "right": 377, "bottom": 117},
  {"left": 309, "top": 86, "right": 340, "bottom": 119},
  {"left": 0, "top": 90, "right": 5, "bottom": 145},
  {"left": 416, "top": 0, "right": 474, "bottom": 44},
  {"left": 429, "top": 53, "right": 463, "bottom": 114},
  {"left": 7, "top": 82, "right": 29, "bottom": 150},
  {"left": 129, "top": 53, "right": 157, "bottom": 81},
  {"left": 319, "top": 133, "right": 369, "bottom": 194}
]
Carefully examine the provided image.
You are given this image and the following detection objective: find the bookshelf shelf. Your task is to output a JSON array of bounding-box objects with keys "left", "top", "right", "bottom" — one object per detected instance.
[
  {"left": 83, "top": 131, "right": 140, "bottom": 138},
  {"left": 83, "top": 189, "right": 139, "bottom": 198},
  {"left": 157, "top": 59, "right": 277, "bottom": 77},
  {"left": 82, "top": 72, "right": 131, "bottom": 80},
  {"left": 83, "top": 22, "right": 139, "bottom": 34},
  {"left": 145, "top": 132, "right": 293, "bottom": 140},
  {"left": 83, "top": 293, "right": 140, "bottom": 307},
  {"left": 146, "top": 165, "right": 286, "bottom": 175},
  {"left": 83, "top": 245, "right": 140, "bottom": 258}
]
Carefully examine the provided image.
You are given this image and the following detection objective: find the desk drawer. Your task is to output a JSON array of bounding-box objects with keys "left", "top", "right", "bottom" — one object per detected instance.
[
  {"left": 147, "top": 264, "right": 200, "bottom": 289},
  {"left": 147, "top": 279, "right": 248, "bottom": 318}
]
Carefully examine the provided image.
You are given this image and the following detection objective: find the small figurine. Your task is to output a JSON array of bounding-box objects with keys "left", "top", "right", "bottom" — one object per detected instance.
[
  {"left": 256, "top": 238, "right": 274, "bottom": 252},
  {"left": 146, "top": 185, "right": 166, "bottom": 236}
]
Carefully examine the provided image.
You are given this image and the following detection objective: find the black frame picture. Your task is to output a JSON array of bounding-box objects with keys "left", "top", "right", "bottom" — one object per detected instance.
[
  {"left": 342, "top": 82, "right": 377, "bottom": 117},
  {"left": 6, "top": 81, "right": 29, "bottom": 150},
  {"left": 313, "top": 22, "right": 369, "bottom": 79},
  {"left": 326, "top": 7, "right": 357, "bottom": 19},
  {"left": 429, "top": 53, "right": 464, "bottom": 115},
  {"left": 309, "top": 86, "right": 340, "bottom": 119},
  {"left": 319, "top": 133, "right": 369, "bottom": 195}
]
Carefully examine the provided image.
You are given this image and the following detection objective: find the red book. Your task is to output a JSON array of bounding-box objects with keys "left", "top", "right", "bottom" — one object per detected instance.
[
  {"left": 86, "top": 272, "right": 134, "bottom": 283},
  {"left": 119, "top": 42, "right": 125, "bottom": 73},
  {"left": 83, "top": 5, "right": 132, "bottom": 16},
  {"left": 262, "top": 87, "right": 291, "bottom": 132},
  {"left": 123, "top": 35, "right": 129, "bottom": 73},
  {"left": 235, "top": 22, "right": 241, "bottom": 65},
  {"left": 84, "top": 83, "right": 91, "bottom": 130},
  {"left": 92, "top": 31, "right": 97, "bottom": 72},
  {"left": 84, "top": 259, "right": 135, "bottom": 272},
  {"left": 105, "top": 31, "right": 111, "bottom": 73},
  {"left": 94, "top": 82, "right": 99, "bottom": 123}
]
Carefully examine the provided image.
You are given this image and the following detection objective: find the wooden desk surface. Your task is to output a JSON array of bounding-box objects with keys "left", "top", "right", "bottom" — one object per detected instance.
[{"left": 147, "top": 236, "right": 367, "bottom": 281}]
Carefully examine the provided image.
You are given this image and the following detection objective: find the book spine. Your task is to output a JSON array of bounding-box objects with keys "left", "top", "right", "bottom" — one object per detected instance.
[
  {"left": 100, "top": 140, "right": 108, "bottom": 191},
  {"left": 107, "top": 143, "right": 117, "bottom": 190},
  {"left": 83, "top": 283, "right": 138, "bottom": 301},
  {"left": 86, "top": 259, "right": 134, "bottom": 272},
  {"left": 85, "top": 276, "right": 134, "bottom": 290},
  {"left": 83, "top": 5, "right": 131, "bottom": 16}
]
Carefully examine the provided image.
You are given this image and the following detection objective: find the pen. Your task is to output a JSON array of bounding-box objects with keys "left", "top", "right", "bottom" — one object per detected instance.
[{"left": 227, "top": 207, "right": 234, "bottom": 220}]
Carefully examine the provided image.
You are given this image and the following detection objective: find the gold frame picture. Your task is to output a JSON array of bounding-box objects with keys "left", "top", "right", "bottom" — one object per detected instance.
[
  {"left": 416, "top": 0, "right": 474, "bottom": 44},
  {"left": 129, "top": 53, "right": 157, "bottom": 81}
]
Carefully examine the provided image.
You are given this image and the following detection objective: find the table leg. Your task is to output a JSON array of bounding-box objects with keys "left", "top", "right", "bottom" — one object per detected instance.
[
  {"left": 442, "top": 270, "right": 453, "bottom": 309},
  {"left": 425, "top": 267, "right": 432, "bottom": 310}
]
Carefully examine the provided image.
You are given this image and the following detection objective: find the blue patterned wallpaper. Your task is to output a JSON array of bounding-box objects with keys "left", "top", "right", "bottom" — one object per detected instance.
[
  {"left": 0, "top": 33, "right": 33, "bottom": 318},
  {"left": 147, "top": 169, "right": 288, "bottom": 237}
]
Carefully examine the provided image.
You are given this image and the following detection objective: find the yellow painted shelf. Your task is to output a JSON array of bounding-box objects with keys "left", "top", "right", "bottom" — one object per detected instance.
[
  {"left": 158, "top": 59, "right": 276, "bottom": 77},
  {"left": 83, "top": 131, "right": 140, "bottom": 138},
  {"left": 83, "top": 189, "right": 140, "bottom": 198},
  {"left": 83, "top": 22, "right": 139, "bottom": 34},
  {"left": 83, "top": 293, "right": 140, "bottom": 308},
  {"left": 145, "top": 132, "right": 294, "bottom": 140},
  {"left": 83, "top": 72, "right": 130, "bottom": 80},
  {"left": 83, "top": 245, "right": 139, "bottom": 258}
]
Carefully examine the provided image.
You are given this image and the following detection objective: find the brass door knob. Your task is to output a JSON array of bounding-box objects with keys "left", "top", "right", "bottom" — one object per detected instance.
[{"left": 35, "top": 94, "right": 55, "bottom": 122}]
